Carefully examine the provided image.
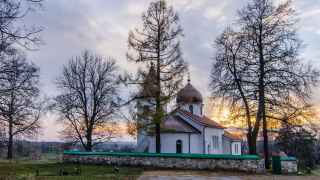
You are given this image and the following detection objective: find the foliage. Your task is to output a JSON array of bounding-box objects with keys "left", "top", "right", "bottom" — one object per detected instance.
[{"left": 275, "top": 125, "right": 317, "bottom": 169}]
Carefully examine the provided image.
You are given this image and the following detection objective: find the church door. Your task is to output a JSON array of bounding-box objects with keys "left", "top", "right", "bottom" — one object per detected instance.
[{"left": 176, "top": 140, "right": 182, "bottom": 153}]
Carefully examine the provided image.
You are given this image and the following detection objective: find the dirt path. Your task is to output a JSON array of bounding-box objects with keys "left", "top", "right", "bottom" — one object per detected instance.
[{"left": 138, "top": 170, "right": 319, "bottom": 180}]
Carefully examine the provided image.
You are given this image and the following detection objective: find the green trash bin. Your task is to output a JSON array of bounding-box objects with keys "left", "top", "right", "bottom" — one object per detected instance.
[{"left": 272, "top": 156, "right": 281, "bottom": 174}]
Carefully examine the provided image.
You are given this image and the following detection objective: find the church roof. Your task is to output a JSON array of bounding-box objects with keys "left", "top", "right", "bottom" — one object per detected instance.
[
  {"left": 176, "top": 82, "right": 203, "bottom": 104},
  {"left": 178, "top": 109, "right": 225, "bottom": 129},
  {"left": 161, "top": 115, "right": 201, "bottom": 134},
  {"left": 223, "top": 131, "right": 242, "bottom": 141}
]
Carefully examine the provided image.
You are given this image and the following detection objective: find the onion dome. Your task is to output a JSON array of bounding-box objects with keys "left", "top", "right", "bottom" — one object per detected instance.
[
  {"left": 176, "top": 79, "right": 203, "bottom": 104},
  {"left": 139, "top": 63, "right": 159, "bottom": 98}
]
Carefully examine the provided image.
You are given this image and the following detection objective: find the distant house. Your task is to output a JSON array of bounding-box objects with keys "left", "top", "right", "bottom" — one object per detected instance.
[{"left": 136, "top": 66, "right": 242, "bottom": 155}]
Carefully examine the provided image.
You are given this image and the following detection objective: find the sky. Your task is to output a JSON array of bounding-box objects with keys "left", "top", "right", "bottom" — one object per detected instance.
[{"left": 22, "top": 0, "right": 320, "bottom": 141}]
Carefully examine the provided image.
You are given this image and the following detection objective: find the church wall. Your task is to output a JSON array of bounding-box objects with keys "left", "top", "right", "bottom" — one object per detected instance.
[
  {"left": 160, "top": 133, "right": 190, "bottom": 153},
  {"left": 190, "top": 134, "right": 202, "bottom": 153},
  {"left": 223, "top": 136, "right": 232, "bottom": 154},
  {"left": 147, "top": 136, "right": 156, "bottom": 153},
  {"left": 147, "top": 133, "right": 192, "bottom": 153},
  {"left": 204, "top": 128, "right": 224, "bottom": 154},
  {"left": 180, "top": 103, "right": 203, "bottom": 116}
]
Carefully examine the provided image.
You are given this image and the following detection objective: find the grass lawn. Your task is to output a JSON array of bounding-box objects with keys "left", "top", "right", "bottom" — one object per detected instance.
[
  {"left": 312, "top": 166, "right": 320, "bottom": 176},
  {"left": 0, "top": 160, "right": 143, "bottom": 180}
]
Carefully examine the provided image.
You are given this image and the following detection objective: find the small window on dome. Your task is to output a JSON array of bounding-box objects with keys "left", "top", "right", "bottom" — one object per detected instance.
[{"left": 189, "top": 105, "right": 193, "bottom": 114}]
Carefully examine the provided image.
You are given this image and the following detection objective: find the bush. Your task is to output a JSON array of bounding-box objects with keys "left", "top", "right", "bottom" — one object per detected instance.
[{"left": 275, "top": 125, "right": 317, "bottom": 169}]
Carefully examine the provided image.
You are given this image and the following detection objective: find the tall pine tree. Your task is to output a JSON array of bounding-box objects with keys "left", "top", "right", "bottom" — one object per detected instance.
[{"left": 127, "top": 0, "right": 187, "bottom": 153}]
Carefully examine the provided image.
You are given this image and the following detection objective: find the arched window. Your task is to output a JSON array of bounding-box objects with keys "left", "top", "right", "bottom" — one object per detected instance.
[
  {"left": 189, "top": 105, "right": 193, "bottom": 114},
  {"left": 176, "top": 140, "right": 182, "bottom": 154}
]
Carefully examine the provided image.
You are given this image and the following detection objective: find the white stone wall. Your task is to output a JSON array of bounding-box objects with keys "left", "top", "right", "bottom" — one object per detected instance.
[
  {"left": 64, "top": 154, "right": 266, "bottom": 173},
  {"left": 281, "top": 160, "right": 298, "bottom": 174}
]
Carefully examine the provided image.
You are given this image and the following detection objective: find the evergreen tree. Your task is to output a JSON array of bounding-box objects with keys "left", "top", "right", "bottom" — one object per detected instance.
[{"left": 127, "top": 0, "right": 187, "bottom": 153}]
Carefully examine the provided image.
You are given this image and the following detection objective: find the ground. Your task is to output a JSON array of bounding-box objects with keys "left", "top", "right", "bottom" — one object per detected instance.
[
  {"left": 0, "top": 154, "right": 319, "bottom": 180},
  {"left": 0, "top": 160, "right": 143, "bottom": 180},
  {"left": 138, "top": 170, "right": 320, "bottom": 180}
]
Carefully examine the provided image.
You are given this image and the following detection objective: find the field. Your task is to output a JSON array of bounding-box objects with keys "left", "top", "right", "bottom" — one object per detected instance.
[
  {"left": 0, "top": 158, "right": 143, "bottom": 180},
  {"left": 312, "top": 166, "right": 320, "bottom": 176}
]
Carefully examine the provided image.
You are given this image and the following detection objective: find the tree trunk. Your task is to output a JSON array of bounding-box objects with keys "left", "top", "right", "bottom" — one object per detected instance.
[
  {"left": 85, "top": 130, "right": 93, "bottom": 152},
  {"left": 231, "top": 55, "right": 257, "bottom": 155},
  {"left": 257, "top": 22, "right": 269, "bottom": 169},
  {"left": 247, "top": 133, "right": 257, "bottom": 154},
  {"left": 155, "top": 123, "right": 161, "bottom": 153},
  {"left": 7, "top": 121, "right": 13, "bottom": 159},
  {"left": 263, "top": 110, "right": 270, "bottom": 169},
  {"left": 155, "top": 22, "right": 162, "bottom": 154}
]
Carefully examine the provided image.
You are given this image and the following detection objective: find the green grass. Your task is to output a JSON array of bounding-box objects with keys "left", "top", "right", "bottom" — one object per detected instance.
[
  {"left": 0, "top": 160, "right": 143, "bottom": 180},
  {"left": 312, "top": 166, "right": 320, "bottom": 176}
]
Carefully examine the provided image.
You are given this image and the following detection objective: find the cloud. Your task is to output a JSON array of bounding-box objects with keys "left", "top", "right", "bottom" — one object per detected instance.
[
  {"left": 203, "top": 2, "right": 228, "bottom": 21},
  {"left": 20, "top": 0, "right": 320, "bottom": 141}
]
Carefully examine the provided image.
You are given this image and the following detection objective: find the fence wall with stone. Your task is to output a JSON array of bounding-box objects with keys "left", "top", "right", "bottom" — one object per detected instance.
[
  {"left": 280, "top": 157, "right": 298, "bottom": 174},
  {"left": 63, "top": 151, "right": 265, "bottom": 173}
]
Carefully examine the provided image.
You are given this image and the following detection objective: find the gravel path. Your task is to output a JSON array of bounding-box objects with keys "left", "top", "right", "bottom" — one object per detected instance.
[{"left": 138, "top": 170, "right": 319, "bottom": 180}]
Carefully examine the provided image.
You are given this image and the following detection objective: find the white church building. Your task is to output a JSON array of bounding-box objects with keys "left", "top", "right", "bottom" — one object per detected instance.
[{"left": 136, "top": 67, "right": 242, "bottom": 155}]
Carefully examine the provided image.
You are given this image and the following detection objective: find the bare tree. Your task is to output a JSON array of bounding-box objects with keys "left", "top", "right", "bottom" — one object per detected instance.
[
  {"left": 0, "top": 0, "right": 43, "bottom": 52},
  {"left": 54, "top": 50, "right": 120, "bottom": 151},
  {"left": 0, "top": 50, "right": 42, "bottom": 159},
  {"left": 212, "top": 0, "right": 319, "bottom": 169},
  {"left": 126, "top": 0, "right": 187, "bottom": 153},
  {"left": 211, "top": 28, "right": 260, "bottom": 155},
  {"left": 239, "top": 0, "right": 319, "bottom": 168}
]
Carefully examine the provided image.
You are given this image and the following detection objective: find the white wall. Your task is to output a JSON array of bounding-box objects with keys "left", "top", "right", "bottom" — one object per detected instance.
[
  {"left": 222, "top": 136, "right": 232, "bottom": 154},
  {"left": 204, "top": 127, "right": 224, "bottom": 154},
  {"left": 160, "top": 133, "right": 189, "bottom": 153},
  {"left": 137, "top": 98, "right": 155, "bottom": 151},
  {"left": 190, "top": 134, "right": 202, "bottom": 154},
  {"left": 148, "top": 136, "right": 156, "bottom": 153},
  {"left": 147, "top": 133, "right": 203, "bottom": 154},
  {"left": 180, "top": 103, "right": 203, "bottom": 116}
]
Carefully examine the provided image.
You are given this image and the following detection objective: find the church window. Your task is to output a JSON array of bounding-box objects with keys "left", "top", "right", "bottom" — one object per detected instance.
[
  {"left": 176, "top": 140, "right": 182, "bottom": 153},
  {"left": 189, "top": 105, "right": 193, "bottom": 114},
  {"left": 212, "top": 136, "right": 219, "bottom": 149},
  {"left": 234, "top": 143, "right": 239, "bottom": 154}
]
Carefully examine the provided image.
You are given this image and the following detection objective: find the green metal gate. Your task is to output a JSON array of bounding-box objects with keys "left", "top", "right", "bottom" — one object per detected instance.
[{"left": 272, "top": 156, "right": 282, "bottom": 174}]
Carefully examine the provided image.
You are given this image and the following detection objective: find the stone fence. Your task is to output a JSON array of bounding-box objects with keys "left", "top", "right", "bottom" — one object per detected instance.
[
  {"left": 63, "top": 151, "right": 265, "bottom": 173},
  {"left": 280, "top": 157, "right": 298, "bottom": 174}
]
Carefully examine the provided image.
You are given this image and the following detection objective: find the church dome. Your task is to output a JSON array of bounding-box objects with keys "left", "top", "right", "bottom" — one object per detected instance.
[{"left": 176, "top": 82, "right": 203, "bottom": 104}]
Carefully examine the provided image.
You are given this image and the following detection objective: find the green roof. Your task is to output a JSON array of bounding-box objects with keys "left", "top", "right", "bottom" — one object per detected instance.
[
  {"left": 64, "top": 151, "right": 260, "bottom": 160},
  {"left": 280, "top": 156, "right": 297, "bottom": 161}
]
